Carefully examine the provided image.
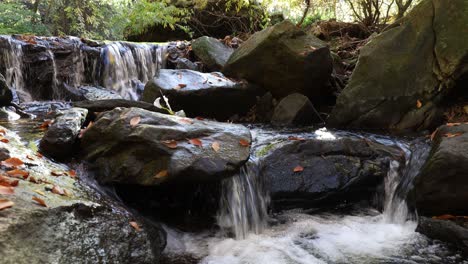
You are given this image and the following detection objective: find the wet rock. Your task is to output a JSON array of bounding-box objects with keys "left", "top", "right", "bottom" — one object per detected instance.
[
  {"left": 260, "top": 138, "right": 397, "bottom": 210},
  {"left": 411, "top": 124, "right": 468, "bottom": 216},
  {"left": 223, "top": 20, "right": 333, "bottom": 101},
  {"left": 329, "top": 0, "right": 468, "bottom": 131},
  {"left": 20, "top": 101, "right": 71, "bottom": 115},
  {"left": 0, "top": 108, "right": 20, "bottom": 121},
  {"left": 39, "top": 107, "right": 88, "bottom": 159},
  {"left": 175, "top": 58, "right": 199, "bottom": 71},
  {"left": 76, "top": 85, "right": 123, "bottom": 101},
  {"left": 142, "top": 69, "right": 263, "bottom": 120},
  {"left": 80, "top": 107, "right": 251, "bottom": 185},
  {"left": 192, "top": 36, "right": 234, "bottom": 71},
  {"left": 271, "top": 93, "right": 322, "bottom": 126},
  {"left": 73, "top": 99, "right": 170, "bottom": 115},
  {"left": 254, "top": 92, "right": 276, "bottom": 122},
  {"left": 0, "top": 126, "right": 166, "bottom": 264},
  {"left": 0, "top": 73, "right": 13, "bottom": 106},
  {"left": 417, "top": 217, "right": 468, "bottom": 254}
]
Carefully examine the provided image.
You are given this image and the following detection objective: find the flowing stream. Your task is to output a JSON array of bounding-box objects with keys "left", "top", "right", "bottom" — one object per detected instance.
[{"left": 165, "top": 127, "right": 467, "bottom": 264}]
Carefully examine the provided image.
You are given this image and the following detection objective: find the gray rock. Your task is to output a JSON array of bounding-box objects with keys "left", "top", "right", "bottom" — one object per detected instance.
[
  {"left": 260, "top": 138, "right": 397, "bottom": 210},
  {"left": 329, "top": 0, "right": 468, "bottom": 131},
  {"left": 411, "top": 124, "right": 468, "bottom": 216},
  {"left": 142, "top": 69, "right": 263, "bottom": 120},
  {"left": 77, "top": 85, "right": 123, "bottom": 101},
  {"left": 223, "top": 20, "right": 333, "bottom": 101},
  {"left": 417, "top": 217, "right": 468, "bottom": 254},
  {"left": 175, "top": 58, "right": 199, "bottom": 71},
  {"left": 39, "top": 107, "right": 88, "bottom": 159},
  {"left": 81, "top": 107, "right": 252, "bottom": 185},
  {"left": 192, "top": 36, "right": 234, "bottom": 70},
  {"left": 271, "top": 93, "right": 322, "bottom": 126}
]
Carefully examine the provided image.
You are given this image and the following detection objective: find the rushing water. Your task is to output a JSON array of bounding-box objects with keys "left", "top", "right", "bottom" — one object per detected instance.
[
  {"left": 165, "top": 127, "right": 467, "bottom": 264},
  {"left": 0, "top": 36, "right": 166, "bottom": 101}
]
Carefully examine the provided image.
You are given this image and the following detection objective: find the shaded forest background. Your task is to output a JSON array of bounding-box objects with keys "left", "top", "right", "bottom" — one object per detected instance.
[{"left": 0, "top": 0, "right": 419, "bottom": 41}]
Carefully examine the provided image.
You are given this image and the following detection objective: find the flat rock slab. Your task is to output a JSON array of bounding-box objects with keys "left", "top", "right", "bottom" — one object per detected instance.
[{"left": 81, "top": 107, "right": 252, "bottom": 185}]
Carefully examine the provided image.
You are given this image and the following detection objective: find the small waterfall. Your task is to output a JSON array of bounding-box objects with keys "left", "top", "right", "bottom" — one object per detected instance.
[
  {"left": 0, "top": 37, "right": 28, "bottom": 101},
  {"left": 217, "top": 161, "right": 269, "bottom": 239},
  {"left": 46, "top": 49, "right": 61, "bottom": 100}
]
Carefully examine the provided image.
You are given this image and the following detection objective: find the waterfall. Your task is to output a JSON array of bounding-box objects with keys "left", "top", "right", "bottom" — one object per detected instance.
[
  {"left": 217, "top": 161, "right": 269, "bottom": 239},
  {"left": 0, "top": 36, "right": 28, "bottom": 101}
]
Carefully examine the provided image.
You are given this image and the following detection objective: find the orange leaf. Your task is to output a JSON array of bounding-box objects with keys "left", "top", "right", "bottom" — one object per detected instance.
[
  {"left": 189, "top": 138, "right": 203, "bottom": 147},
  {"left": 67, "top": 170, "right": 77, "bottom": 178},
  {"left": 38, "top": 120, "right": 53, "bottom": 130},
  {"left": 130, "top": 221, "right": 141, "bottom": 232},
  {"left": 51, "top": 171, "right": 65, "bottom": 176},
  {"left": 32, "top": 196, "right": 47, "bottom": 207},
  {"left": 0, "top": 186, "right": 14, "bottom": 195},
  {"left": 239, "top": 139, "right": 250, "bottom": 147},
  {"left": 6, "top": 169, "right": 29, "bottom": 179},
  {"left": 154, "top": 170, "right": 168, "bottom": 179},
  {"left": 0, "top": 177, "right": 18, "bottom": 187},
  {"left": 26, "top": 155, "right": 35, "bottom": 161},
  {"left": 0, "top": 199, "right": 14, "bottom": 211},
  {"left": 212, "top": 141, "right": 220, "bottom": 152},
  {"left": 446, "top": 123, "right": 461, "bottom": 127},
  {"left": 293, "top": 166, "right": 304, "bottom": 172},
  {"left": 36, "top": 152, "right": 43, "bottom": 158},
  {"left": 443, "top": 132, "right": 463, "bottom": 138},
  {"left": 162, "top": 140, "right": 178, "bottom": 149},
  {"left": 1, "top": 157, "right": 24, "bottom": 168},
  {"left": 174, "top": 83, "right": 187, "bottom": 90},
  {"left": 416, "top": 100, "right": 422, "bottom": 109},
  {"left": 0, "top": 137, "right": 9, "bottom": 143},
  {"left": 195, "top": 117, "right": 205, "bottom": 121},
  {"left": 288, "top": 136, "right": 306, "bottom": 141},
  {"left": 130, "top": 116, "right": 141, "bottom": 127},
  {"left": 51, "top": 185, "right": 65, "bottom": 196}
]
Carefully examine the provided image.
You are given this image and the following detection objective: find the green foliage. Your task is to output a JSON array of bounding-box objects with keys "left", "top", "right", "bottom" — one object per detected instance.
[{"left": 0, "top": 2, "right": 49, "bottom": 35}]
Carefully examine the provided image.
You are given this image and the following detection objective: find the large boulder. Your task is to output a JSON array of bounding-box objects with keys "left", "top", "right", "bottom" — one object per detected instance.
[
  {"left": 0, "top": 126, "right": 165, "bottom": 264},
  {"left": 271, "top": 93, "right": 322, "bottom": 126},
  {"left": 192, "top": 36, "right": 234, "bottom": 71},
  {"left": 80, "top": 107, "right": 251, "bottom": 185},
  {"left": 417, "top": 217, "right": 468, "bottom": 254},
  {"left": 411, "top": 124, "right": 468, "bottom": 216},
  {"left": 142, "top": 69, "right": 263, "bottom": 120},
  {"left": 259, "top": 137, "right": 399, "bottom": 210},
  {"left": 39, "top": 107, "right": 88, "bottom": 159},
  {"left": 223, "top": 20, "right": 333, "bottom": 101},
  {"left": 329, "top": 0, "right": 468, "bottom": 131}
]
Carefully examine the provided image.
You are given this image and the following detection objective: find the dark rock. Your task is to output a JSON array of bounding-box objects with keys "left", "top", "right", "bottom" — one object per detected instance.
[
  {"left": 271, "top": 93, "right": 322, "bottom": 126},
  {"left": 223, "top": 20, "right": 333, "bottom": 101},
  {"left": 411, "top": 124, "right": 468, "bottom": 216},
  {"left": 0, "top": 73, "right": 13, "bottom": 106},
  {"left": 329, "top": 0, "right": 468, "bottom": 131},
  {"left": 81, "top": 107, "right": 251, "bottom": 185},
  {"left": 417, "top": 217, "right": 468, "bottom": 254},
  {"left": 260, "top": 138, "right": 396, "bottom": 210},
  {"left": 254, "top": 92, "right": 276, "bottom": 122},
  {"left": 73, "top": 99, "right": 170, "bottom": 115},
  {"left": 39, "top": 107, "right": 88, "bottom": 159},
  {"left": 20, "top": 101, "right": 72, "bottom": 115},
  {"left": 142, "top": 69, "right": 263, "bottom": 120},
  {"left": 191, "top": 36, "right": 234, "bottom": 71},
  {"left": 175, "top": 58, "right": 199, "bottom": 71}
]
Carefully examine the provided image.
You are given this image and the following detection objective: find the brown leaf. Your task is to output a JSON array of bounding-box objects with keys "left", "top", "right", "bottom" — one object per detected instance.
[
  {"left": 36, "top": 152, "right": 43, "bottom": 158},
  {"left": 32, "top": 196, "right": 47, "bottom": 207},
  {"left": 67, "top": 170, "right": 77, "bottom": 178},
  {"left": 51, "top": 171, "right": 65, "bottom": 176},
  {"left": 154, "top": 170, "right": 168, "bottom": 179},
  {"left": 446, "top": 123, "right": 461, "bottom": 127},
  {"left": 0, "top": 176, "right": 18, "bottom": 187},
  {"left": 0, "top": 186, "right": 14, "bottom": 195},
  {"left": 293, "top": 166, "right": 304, "bottom": 172},
  {"left": 443, "top": 132, "right": 463, "bottom": 138},
  {"left": 34, "top": 190, "right": 46, "bottom": 197},
  {"left": 288, "top": 136, "right": 306, "bottom": 141},
  {"left": 161, "top": 140, "right": 178, "bottom": 149},
  {"left": 38, "top": 120, "right": 53, "bottom": 130},
  {"left": 7, "top": 169, "right": 29, "bottom": 179},
  {"left": 0, "top": 129, "right": 6, "bottom": 135},
  {"left": 130, "top": 221, "right": 141, "bottom": 232},
  {"left": 433, "top": 214, "right": 456, "bottom": 220},
  {"left": 0, "top": 199, "right": 14, "bottom": 211},
  {"left": 51, "top": 185, "right": 65, "bottom": 196},
  {"left": 29, "top": 176, "right": 39, "bottom": 184},
  {"left": 189, "top": 138, "right": 203, "bottom": 147},
  {"left": 179, "top": 118, "right": 194, "bottom": 124},
  {"left": 416, "top": 100, "right": 422, "bottom": 109},
  {"left": 212, "top": 141, "right": 220, "bottom": 152},
  {"left": 0, "top": 137, "right": 9, "bottom": 143},
  {"left": 26, "top": 155, "right": 35, "bottom": 161},
  {"left": 1, "top": 157, "right": 24, "bottom": 168},
  {"left": 239, "top": 139, "right": 250, "bottom": 147},
  {"left": 130, "top": 116, "right": 141, "bottom": 127},
  {"left": 195, "top": 117, "right": 205, "bottom": 121},
  {"left": 174, "top": 83, "right": 187, "bottom": 90}
]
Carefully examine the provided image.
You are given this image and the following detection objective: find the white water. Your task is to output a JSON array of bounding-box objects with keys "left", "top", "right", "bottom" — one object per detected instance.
[
  {"left": 0, "top": 37, "right": 28, "bottom": 101},
  {"left": 165, "top": 129, "right": 467, "bottom": 263}
]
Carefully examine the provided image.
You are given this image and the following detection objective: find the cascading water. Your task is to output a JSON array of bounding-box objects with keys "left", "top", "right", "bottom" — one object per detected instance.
[
  {"left": 164, "top": 128, "right": 467, "bottom": 264},
  {"left": 0, "top": 36, "right": 28, "bottom": 101}
]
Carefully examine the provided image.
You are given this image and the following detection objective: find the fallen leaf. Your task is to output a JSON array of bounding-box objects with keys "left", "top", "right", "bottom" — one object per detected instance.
[
  {"left": 67, "top": 170, "right": 77, "bottom": 178},
  {"left": 288, "top": 136, "right": 306, "bottom": 141},
  {"left": 239, "top": 139, "right": 250, "bottom": 147},
  {"left": 1, "top": 157, "right": 24, "bottom": 168},
  {"left": 433, "top": 214, "right": 456, "bottom": 220},
  {"left": 161, "top": 140, "right": 178, "bottom": 149},
  {"left": 38, "top": 120, "right": 53, "bottom": 130},
  {"left": 0, "top": 129, "right": 6, "bottom": 135},
  {"left": 51, "top": 171, "right": 65, "bottom": 176},
  {"left": 443, "top": 132, "right": 463, "bottom": 138},
  {"left": 179, "top": 118, "right": 194, "bottom": 124},
  {"left": 189, "top": 138, "right": 203, "bottom": 147},
  {"left": 154, "top": 170, "right": 168, "bottom": 179},
  {"left": 212, "top": 141, "right": 220, "bottom": 152},
  {"left": 174, "top": 83, "right": 187, "bottom": 90},
  {"left": 195, "top": 117, "right": 205, "bottom": 121},
  {"left": 51, "top": 185, "right": 65, "bottom": 196},
  {"left": 416, "top": 100, "right": 422, "bottom": 109},
  {"left": 7, "top": 169, "right": 29, "bottom": 179},
  {"left": 34, "top": 190, "right": 46, "bottom": 196},
  {"left": 0, "top": 199, "right": 14, "bottom": 211},
  {"left": 0, "top": 177, "right": 18, "bottom": 187},
  {"left": 36, "top": 152, "right": 43, "bottom": 158},
  {"left": 63, "top": 189, "right": 72, "bottom": 197},
  {"left": 29, "top": 176, "right": 39, "bottom": 184},
  {"left": 130, "top": 116, "right": 141, "bottom": 127},
  {"left": 0, "top": 186, "right": 14, "bottom": 195},
  {"left": 130, "top": 221, "right": 141, "bottom": 231},
  {"left": 32, "top": 196, "right": 47, "bottom": 207},
  {"left": 0, "top": 137, "right": 9, "bottom": 143},
  {"left": 446, "top": 123, "right": 461, "bottom": 127},
  {"left": 293, "top": 166, "right": 304, "bottom": 172},
  {"left": 26, "top": 155, "right": 35, "bottom": 161},
  {"left": 430, "top": 128, "right": 439, "bottom": 141}
]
